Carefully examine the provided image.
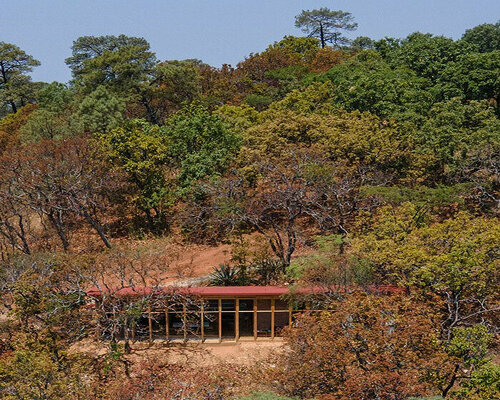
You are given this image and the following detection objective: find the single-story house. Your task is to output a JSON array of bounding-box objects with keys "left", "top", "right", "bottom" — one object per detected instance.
[{"left": 87, "top": 285, "right": 404, "bottom": 343}]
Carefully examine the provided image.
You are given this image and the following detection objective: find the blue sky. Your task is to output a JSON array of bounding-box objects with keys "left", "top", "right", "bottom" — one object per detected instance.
[{"left": 2, "top": 0, "right": 499, "bottom": 83}]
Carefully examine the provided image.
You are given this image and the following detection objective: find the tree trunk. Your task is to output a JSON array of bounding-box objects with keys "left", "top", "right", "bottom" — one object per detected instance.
[
  {"left": 48, "top": 211, "right": 70, "bottom": 251},
  {"left": 320, "top": 22, "right": 326, "bottom": 48},
  {"left": 442, "top": 364, "right": 460, "bottom": 397},
  {"left": 77, "top": 205, "right": 112, "bottom": 248},
  {"left": 141, "top": 95, "right": 159, "bottom": 125}
]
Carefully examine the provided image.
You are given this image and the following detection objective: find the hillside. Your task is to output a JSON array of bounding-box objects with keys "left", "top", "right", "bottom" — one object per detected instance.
[{"left": 0, "top": 10, "right": 498, "bottom": 400}]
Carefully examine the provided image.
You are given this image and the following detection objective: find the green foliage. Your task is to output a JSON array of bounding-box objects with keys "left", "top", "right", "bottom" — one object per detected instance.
[
  {"left": 215, "top": 104, "right": 259, "bottom": 135},
  {"left": 379, "top": 32, "right": 473, "bottom": 82},
  {"left": 36, "top": 82, "right": 74, "bottom": 113},
  {"left": 78, "top": 85, "right": 125, "bottom": 133},
  {"left": 351, "top": 36, "right": 375, "bottom": 50},
  {"left": 67, "top": 35, "right": 156, "bottom": 95},
  {"left": 272, "top": 35, "right": 320, "bottom": 54},
  {"left": 97, "top": 119, "right": 172, "bottom": 228},
  {"left": 319, "top": 51, "right": 434, "bottom": 119},
  {"left": 353, "top": 207, "right": 499, "bottom": 293},
  {"left": 436, "top": 51, "right": 500, "bottom": 103},
  {"left": 452, "top": 362, "right": 500, "bottom": 400},
  {"left": 415, "top": 98, "right": 500, "bottom": 180},
  {"left": 165, "top": 106, "right": 241, "bottom": 188},
  {"left": 359, "top": 184, "right": 472, "bottom": 208},
  {"left": 251, "top": 258, "right": 284, "bottom": 285},
  {"left": 19, "top": 108, "right": 70, "bottom": 143},
  {"left": 151, "top": 59, "right": 202, "bottom": 114},
  {"left": 447, "top": 325, "right": 492, "bottom": 368},
  {"left": 288, "top": 235, "right": 372, "bottom": 285},
  {"left": 0, "top": 42, "right": 40, "bottom": 115},
  {"left": 461, "top": 21, "right": 500, "bottom": 52},
  {"left": 295, "top": 8, "right": 358, "bottom": 48},
  {"left": 0, "top": 346, "right": 91, "bottom": 400}
]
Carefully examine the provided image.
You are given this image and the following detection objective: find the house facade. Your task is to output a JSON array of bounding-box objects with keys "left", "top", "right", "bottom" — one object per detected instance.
[{"left": 88, "top": 285, "right": 403, "bottom": 343}]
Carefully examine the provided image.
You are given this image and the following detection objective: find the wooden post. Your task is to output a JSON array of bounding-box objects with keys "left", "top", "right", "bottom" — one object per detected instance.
[
  {"left": 183, "top": 304, "right": 187, "bottom": 342},
  {"left": 165, "top": 305, "right": 169, "bottom": 342},
  {"left": 218, "top": 299, "right": 222, "bottom": 343},
  {"left": 200, "top": 299, "right": 205, "bottom": 343},
  {"left": 148, "top": 305, "right": 153, "bottom": 344},
  {"left": 235, "top": 298, "right": 239, "bottom": 342},
  {"left": 253, "top": 299, "right": 258, "bottom": 341},
  {"left": 289, "top": 305, "right": 293, "bottom": 327},
  {"left": 271, "top": 298, "right": 275, "bottom": 340}
]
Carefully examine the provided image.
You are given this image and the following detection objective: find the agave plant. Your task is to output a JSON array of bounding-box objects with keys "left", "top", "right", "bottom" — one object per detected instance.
[{"left": 209, "top": 264, "right": 244, "bottom": 286}]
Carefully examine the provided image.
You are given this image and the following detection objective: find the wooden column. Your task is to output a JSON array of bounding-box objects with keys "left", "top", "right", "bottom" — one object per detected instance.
[
  {"left": 165, "top": 304, "right": 169, "bottom": 341},
  {"left": 271, "top": 298, "right": 275, "bottom": 340},
  {"left": 148, "top": 305, "right": 153, "bottom": 344},
  {"left": 235, "top": 299, "right": 239, "bottom": 342},
  {"left": 218, "top": 298, "right": 222, "bottom": 343},
  {"left": 253, "top": 299, "right": 258, "bottom": 341},
  {"left": 182, "top": 304, "right": 187, "bottom": 342},
  {"left": 200, "top": 299, "right": 205, "bottom": 343}
]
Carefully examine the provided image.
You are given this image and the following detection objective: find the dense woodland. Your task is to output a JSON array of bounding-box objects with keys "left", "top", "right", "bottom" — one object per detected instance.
[{"left": 0, "top": 9, "right": 499, "bottom": 400}]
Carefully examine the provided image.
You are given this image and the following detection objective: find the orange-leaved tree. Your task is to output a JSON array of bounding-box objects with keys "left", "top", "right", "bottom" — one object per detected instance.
[{"left": 276, "top": 294, "right": 455, "bottom": 400}]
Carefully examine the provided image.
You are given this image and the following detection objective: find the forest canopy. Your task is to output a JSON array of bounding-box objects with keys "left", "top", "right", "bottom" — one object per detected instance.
[{"left": 0, "top": 10, "right": 498, "bottom": 400}]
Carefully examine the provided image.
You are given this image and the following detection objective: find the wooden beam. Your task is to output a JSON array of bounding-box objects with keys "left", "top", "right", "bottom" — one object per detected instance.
[
  {"left": 147, "top": 308, "right": 152, "bottom": 344},
  {"left": 271, "top": 298, "right": 275, "bottom": 340},
  {"left": 253, "top": 299, "right": 258, "bottom": 341},
  {"left": 218, "top": 298, "right": 222, "bottom": 343},
  {"left": 235, "top": 298, "right": 239, "bottom": 342},
  {"left": 200, "top": 299, "right": 205, "bottom": 343}
]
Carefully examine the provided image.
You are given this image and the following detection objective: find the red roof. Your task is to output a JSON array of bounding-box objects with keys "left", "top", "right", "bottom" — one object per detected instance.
[{"left": 87, "top": 285, "right": 404, "bottom": 298}]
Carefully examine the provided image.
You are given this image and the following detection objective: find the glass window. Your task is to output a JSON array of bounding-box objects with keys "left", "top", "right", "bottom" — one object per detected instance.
[
  {"left": 239, "top": 299, "right": 254, "bottom": 311},
  {"left": 221, "top": 299, "right": 235, "bottom": 311},
  {"left": 257, "top": 299, "right": 271, "bottom": 310}
]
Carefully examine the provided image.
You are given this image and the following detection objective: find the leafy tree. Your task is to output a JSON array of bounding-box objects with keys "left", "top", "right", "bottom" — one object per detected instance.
[
  {"left": 351, "top": 206, "right": 499, "bottom": 337},
  {"left": 0, "top": 104, "right": 36, "bottom": 155},
  {"left": 436, "top": 51, "right": 500, "bottom": 105},
  {"left": 0, "top": 347, "right": 92, "bottom": 400},
  {"left": 352, "top": 36, "right": 375, "bottom": 50},
  {"left": 376, "top": 33, "right": 473, "bottom": 83},
  {"left": 36, "top": 82, "right": 74, "bottom": 113},
  {"left": 271, "top": 35, "right": 320, "bottom": 59},
  {"left": 149, "top": 59, "right": 202, "bottom": 120},
  {"left": 66, "top": 35, "right": 155, "bottom": 86},
  {"left": 66, "top": 35, "right": 158, "bottom": 123},
  {"left": 277, "top": 294, "right": 454, "bottom": 399},
  {"left": 295, "top": 8, "right": 358, "bottom": 48},
  {"left": 461, "top": 21, "right": 500, "bottom": 52},
  {"left": 78, "top": 85, "right": 125, "bottom": 134},
  {"left": 0, "top": 42, "right": 40, "bottom": 114},
  {"left": 165, "top": 106, "right": 240, "bottom": 188},
  {"left": 97, "top": 120, "right": 171, "bottom": 231},
  {"left": 414, "top": 98, "right": 500, "bottom": 183},
  {"left": 19, "top": 108, "right": 70, "bottom": 143},
  {"left": 319, "top": 51, "right": 434, "bottom": 120}
]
